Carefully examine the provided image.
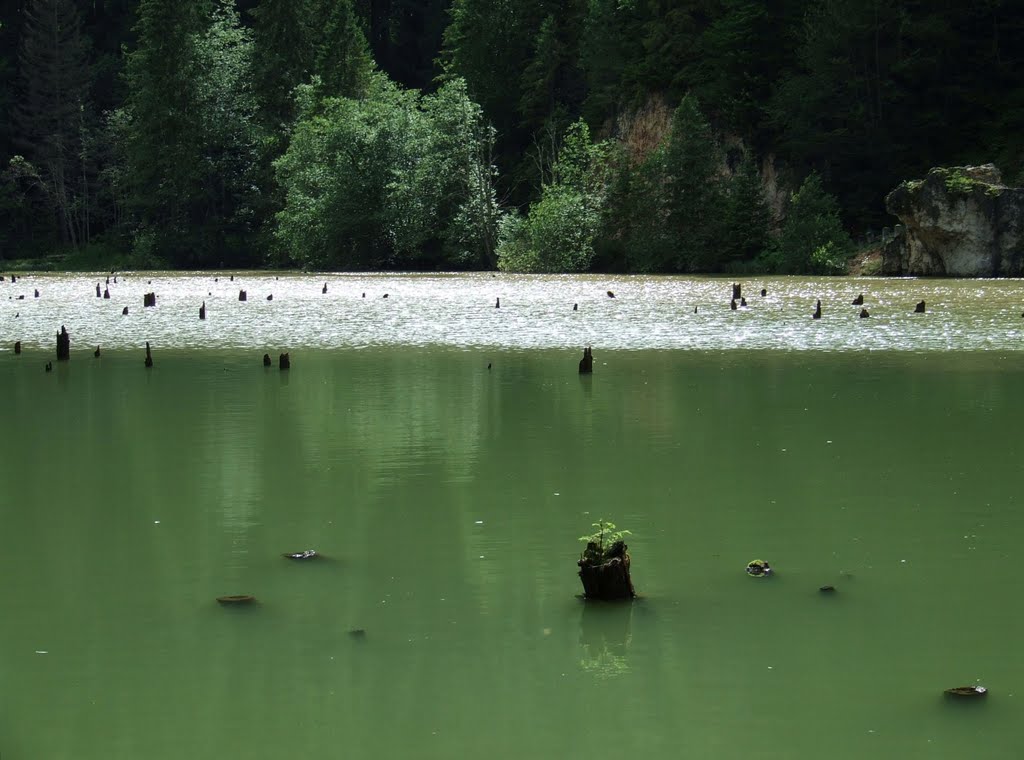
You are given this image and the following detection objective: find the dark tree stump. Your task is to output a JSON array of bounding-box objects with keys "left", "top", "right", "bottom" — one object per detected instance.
[
  {"left": 122, "top": 306, "right": 129, "bottom": 315},
  {"left": 322, "top": 282, "right": 327, "bottom": 294},
  {"left": 263, "top": 353, "right": 271, "bottom": 366},
  {"left": 14, "top": 341, "right": 21, "bottom": 354},
  {"left": 143, "top": 292, "right": 156, "bottom": 307},
  {"left": 94, "top": 346, "right": 101, "bottom": 358},
  {"left": 760, "top": 288, "right": 767, "bottom": 297},
  {"left": 606, "top": 290, "right": 615, "bottom": 298},
  {"left": 239, "top": 290, "right": 247, "bottom": 301},
  {"left": 860, "top": 308, "right": 870, "bottom": 318},
  {"left": 96, "top": 283, "right": 101, "bottom": 297},
  {"left": 740, "top": 297, "right": 747, "bottom": 307},
  {"left": 915, "top": 300, "right": 926, "bottom": 313},
  {"left": 144, "top": 341, "right": 153, "bottom": 368},
  {"left": 812, "top": 299, "right": 822, "bottom": 320},
  {"left": 573, "top": 303, "right": 578, "bottom": 311},
  {"left": 103, "top": 288, "right": 110, "bottom": 299},
  {"left": 730, "top": 299, "right": 737, "bottom": 310},
  {"left": 56, "top": 326, "right": 70, "bottom": 361},
  {"left": 578, "top": 346, "right": 593, "bottom": 374},
  {"left": 578, "top": 541, "right": 635, "bottom": 600},
  {"left": 34, "top": 289, "right": 39, "bottom": 298},
  {"left": 199, "top": 302, "right": 206, "bottom": 320},
  {"left": 732, "top": 282, "right": 741, "bottom": 300},
  {"left": 852, "top": 294, "right": 864, "bottom": 305},
  {"left": 495, "top": 297, "right": 500, "bottom": 308},
  {"left": 266, "top": 294, "right": 273, "bottom": 301},
  {"left": 279, "top": 352, "right": 290, "bottom": 370}
]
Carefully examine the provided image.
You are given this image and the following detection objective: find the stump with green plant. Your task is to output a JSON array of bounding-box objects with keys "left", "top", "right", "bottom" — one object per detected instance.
[{"left": 578, "top": 520, "right": 635, "bottom": 600}]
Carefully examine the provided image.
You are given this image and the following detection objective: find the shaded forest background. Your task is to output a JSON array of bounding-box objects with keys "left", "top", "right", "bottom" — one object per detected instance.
[{"left": 1, "top": 0, "right": 1022, "bottom": 273}]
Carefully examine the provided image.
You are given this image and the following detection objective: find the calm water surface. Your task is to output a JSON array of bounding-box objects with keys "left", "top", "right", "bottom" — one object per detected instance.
[{"left": 1, "top": 273, "right": 1023, "bottom": 759}]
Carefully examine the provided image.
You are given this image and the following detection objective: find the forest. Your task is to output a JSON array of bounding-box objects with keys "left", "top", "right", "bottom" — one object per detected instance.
[{"left": 1, "top": 0, "right": 1022, "bottom": 273}]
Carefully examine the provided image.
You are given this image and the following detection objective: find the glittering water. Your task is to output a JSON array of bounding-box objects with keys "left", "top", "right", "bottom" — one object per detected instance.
[{"left": 3, "top": 272, "right": 1024, "bottom": 353}]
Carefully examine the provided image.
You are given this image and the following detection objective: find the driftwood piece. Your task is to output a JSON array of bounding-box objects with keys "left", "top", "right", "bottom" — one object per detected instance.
[
  {"left": 578, "top": 541, "right": 635, "bottom": 600},
  {"left": 56, "top": 326, "right": 70, "bottom": 361},
  {"left": 578, "top": 346, "right": 593, "bottom": 374}
]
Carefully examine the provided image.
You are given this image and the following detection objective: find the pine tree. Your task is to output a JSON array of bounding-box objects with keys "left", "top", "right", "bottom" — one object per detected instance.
[
  {"left": 721, "top": 152, "right": 770, "bottom": 267},
  {"left": 14, "top": 0, "right": 92, "bottom": 248}
]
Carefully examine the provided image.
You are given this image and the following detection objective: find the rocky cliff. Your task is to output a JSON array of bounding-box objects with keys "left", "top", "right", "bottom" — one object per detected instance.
[{"left": 882, "top": 164, "right": 1024, "bottom": 276}]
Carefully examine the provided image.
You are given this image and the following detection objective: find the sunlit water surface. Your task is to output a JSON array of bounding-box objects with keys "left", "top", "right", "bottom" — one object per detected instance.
[{"left": 2, "top": 272, "right": 1024, "bottom": 759}]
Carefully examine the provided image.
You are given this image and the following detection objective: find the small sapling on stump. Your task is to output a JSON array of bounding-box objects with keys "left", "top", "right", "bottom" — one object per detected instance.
[{"left": 577, "top": 519, "right": 635, "bottom": 600}]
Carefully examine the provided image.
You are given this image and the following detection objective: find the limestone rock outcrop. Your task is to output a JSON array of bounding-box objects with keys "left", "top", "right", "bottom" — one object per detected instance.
[{"left": 882, "top": 164, "right": 1024, "bottom": 276}]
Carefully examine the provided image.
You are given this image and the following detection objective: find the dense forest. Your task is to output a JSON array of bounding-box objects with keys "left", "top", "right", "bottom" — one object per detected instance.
[{"left": 1, "top": 0, "right": 1022, "bottom": 273}]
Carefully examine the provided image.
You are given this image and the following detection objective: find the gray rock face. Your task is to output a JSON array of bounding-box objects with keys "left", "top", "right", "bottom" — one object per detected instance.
[{"left": 882, "top": 164, "right": 1024, "bottom": 276}]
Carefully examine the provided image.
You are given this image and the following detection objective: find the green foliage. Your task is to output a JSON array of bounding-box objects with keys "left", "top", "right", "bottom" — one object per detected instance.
[
  {"left": 944, "top": 169, "right": 977, "bottom": 195},
  {"left": 497, "top": 119, "right": 612, "bottom": 273},
  {"left": 720, "top": 152, "right": 771, "bottom": 267},
  {"left": 578, "top": 519, "right": 632, "bottom": 563},
  {"left": 767, "top": 172, "right": 852, "bottom": 275},
  {"left": 275, "top": 75, "right": 501, "bottom": 270}
]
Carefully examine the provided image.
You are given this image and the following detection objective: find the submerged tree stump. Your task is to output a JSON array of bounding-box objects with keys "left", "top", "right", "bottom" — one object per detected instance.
[
  {"left": 238, "top": 290, "right": 247, "bottom": 302},
  {"left": 578, "top": 541, "right": 635, "bottom": 600},
  {"left": 732, "top": 282, "right": 742, "bottom": 300},
  {"left": 263, "top": 353, "right": 271, "bottom": 366},
  {"left": 199, "top": 301, "right": 206, "bottom": 320},
  {"left": 812, "top": 299, "right": 822, "bottom": 320},
  {"left": 279, "top": 352, "right": 290, "bottom": 370},
  {"left": 578, "top": 346, "right": 593, "bottom": 374},
  {"left": 14, "top": 341, "right": 21, "bottom": 354},
  {"left": 96, "top": 283, "right": 101, "bottom": 297},
  {"left": 144, "top": 341, "right": 153, "bottom": 368},
  {"left": 143, "top": 292, "right": 156, "bottom": 307},
  {"left": 103, "top": 288, "right": 110, "bottom": 299},
  {"left": 915, "top": 300, "right": 926, "bottom": 313},
  {"left": 122, "top": 306, "right": 129, "bottom": 315},
  {"left": 56, "top": 326, "right": 70, "bottom": 361},
  {"left": 852, "top": 294, "right": 864, "bottom": 305}
]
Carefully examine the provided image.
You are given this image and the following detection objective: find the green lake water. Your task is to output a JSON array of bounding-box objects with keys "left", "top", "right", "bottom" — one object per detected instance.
[{"left": 2, "top": 273, "right": 1024, "bottom": 758}]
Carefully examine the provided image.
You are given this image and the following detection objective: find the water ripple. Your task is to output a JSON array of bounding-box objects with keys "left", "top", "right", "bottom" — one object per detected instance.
[{"left": 2, "top": 271, "right": 1023, "bottom": 352}]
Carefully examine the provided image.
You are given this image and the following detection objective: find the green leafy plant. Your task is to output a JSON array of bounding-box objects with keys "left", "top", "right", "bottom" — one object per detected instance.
[{"left": 578, "top": 519, "right": 632, "bottom": 564}]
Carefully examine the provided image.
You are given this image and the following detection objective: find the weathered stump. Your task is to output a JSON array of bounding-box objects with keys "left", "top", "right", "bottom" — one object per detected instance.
[
  {"left": 199, "top": 301, "right": 206, "bottom": 320},
  {"left": 262, "top": 353, "right": 271, "bottom": 366},
  {"left": 96, "top": 283, "right": 101, "bottom": 297},
  {"left": 56, "top": 326, "right": 70, "bottom": 361},
  {"left": 103, "top": 288, "right": 110, "bottom": 299},
  {"left": 279, "top": 352, "right": 290, "bottom": 370},
  {"left": 860, "top": 308, "right": 870, "bottom": 318},
  {"left": 238, "top": 290, "right": 247, "bottom": 302},
  {"left": 573, "top": 303, "right": 578, "bottom": 311},
  {"left": 34, "top": 289, "right": 39, "bottom": 298},
  {"left": 144, "top": 341, "right": 153, "bottom": 368},
  {"left": 578, "top": 541, "right": 635, "bottom": 600},
  {"left": 266, "top": 294, "right": 273, "bottom": 301},
  {"left": 14, "top": 341, "right": 21, "bottom": 354},
  {"left": 495, "top": 297, "right": 500, "bottom": 308},
  {"left": 732, "top": 283, "right": 741, "bottom": 300},
  {"left": 606, "top": 290, "right": 615, "bottom": 298},
  {"left": 322, "top": 282, "right": 327, "bottom": 294},
  {"left": 143, "top": 292, "right": 156, "bottom": 307},
  {"left": 852, "top": 294, "right": 864, "bottom": 305},
  {"left": 915, "top": 300, "right": 926, "bottom": 313},
  {"left": 122, "top": 306, "right": 129, "bottom": 315},
  {"left": 578, "top": 346, "right": 593, "bottom": 374},
  {"left": 94, "top": 346, "right": 101, "bottom": 358},
  {"left": 812, "top": 299, "right": 822, "bottom": 320},
  {"left": 760, "top": 288, "right": 767, "bottom": 297},
  {"left": 730, "top": 299, "right": 737, "bottom": 311},
  {"left": 740, "top": 297, "right": 747, "bottom": 307}
]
